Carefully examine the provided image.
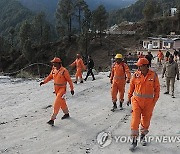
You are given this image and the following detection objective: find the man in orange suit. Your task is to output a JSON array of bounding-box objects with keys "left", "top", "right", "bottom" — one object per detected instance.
[
  {"left": 40, "top": 57, "right": 74, "bottom": 126},
  {"left": 110, "top": 54, "right": 131, "bottom": 111},
  {"left": 70, "top": 54, "right": 86, "bottom": 84},
  {"left": 127, "top": 58, "right": 160, "bottom": 151}
]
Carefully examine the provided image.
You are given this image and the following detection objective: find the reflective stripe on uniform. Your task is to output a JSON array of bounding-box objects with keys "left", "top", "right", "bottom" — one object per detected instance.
[
  {"left": 54, "top": 83, "right": 66, "bottom": 86},
  {"left": 134, "top": 92, "right": 154, "bottom": 98},
  {"left": 113, "top": 75, "right": 126, "bottom": 80}
]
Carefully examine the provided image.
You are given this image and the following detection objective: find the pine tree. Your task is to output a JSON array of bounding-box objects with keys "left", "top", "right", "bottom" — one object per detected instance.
[
  {"left": 92, "top": 5, "right": 108, "bottom": 46},
  {"left": 56, "top": 0, "right": 74, "bottom": 41},
  {"left": 19, "top": 21, "right": 32, "bottom": 48}
]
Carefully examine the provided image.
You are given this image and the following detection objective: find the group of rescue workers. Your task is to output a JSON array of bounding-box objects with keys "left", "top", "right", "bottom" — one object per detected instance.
[{"left": 39, "top": 50, "right": 179, "bottom": 151}]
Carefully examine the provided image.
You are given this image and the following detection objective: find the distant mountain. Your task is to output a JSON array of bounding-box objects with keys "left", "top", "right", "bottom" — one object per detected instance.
[
  {"left": 19, "top": 0, "right": 137, "bottom": 23},
  {"left": 109, "top": 0, "right": 180, "bottom": 24},
  {"left": 86, "top": 0, "right": 136, "bottom": 10},
  {"left": 0, "top": 0, "right": 33, "bottom": 36}
]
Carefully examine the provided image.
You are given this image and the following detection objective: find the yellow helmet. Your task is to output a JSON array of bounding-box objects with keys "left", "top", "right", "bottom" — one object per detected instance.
[{"left": 115, "top": 54, "right": 122, "bottom": 59}]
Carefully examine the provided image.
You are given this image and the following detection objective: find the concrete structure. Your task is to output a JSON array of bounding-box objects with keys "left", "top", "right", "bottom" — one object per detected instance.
[
  {"left": 173, "top": 38, "right": 180, "bottom": 50},
  {"left": 142, "top": 37, "right": 176, "bottom": 50},
  {"left": 171, "top": 8, "right": 177, "bottom": 16}
]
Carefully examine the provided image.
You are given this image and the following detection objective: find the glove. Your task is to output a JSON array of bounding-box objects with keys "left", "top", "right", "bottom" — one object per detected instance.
[
  {"left": 177, "top": 77, "right": 179, "bottom": 80},
  {"left": 127, "top": 100, "right": 131, "bottom": 106},
  {"left": 71, "top": 90, "right": 74, "bottom": 95},
  {"left": 40, "top": 81, "right": 44, "bottom": 86}
]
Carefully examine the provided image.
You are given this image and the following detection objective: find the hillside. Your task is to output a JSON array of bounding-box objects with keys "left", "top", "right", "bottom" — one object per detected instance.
[
  {"left": 110, "top": 0, "right": 180, "bottom": 24},
  {"left": 19, "top": 0, "right": 137, "bottom": 24},
  {"left": 0, "top": 0, "right": 33, "bottom": 36}
]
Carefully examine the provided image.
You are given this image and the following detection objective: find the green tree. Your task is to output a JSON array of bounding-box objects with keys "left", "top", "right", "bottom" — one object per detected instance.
[
  {"left": 19, "top": 21, "right": 32, "bottom": 48},
  {"left": 42, "top": 24, "right": 51, "bottom": 43},
  {"left": 56, "top": 0, "right": 74, "bottom": 41},
  {"left": 8, "top": 27, "right": 15, "bottom": 47},
  {"left": 92, "top": 5, "right": 108, "bottom": 46},
  {"left": 143, "top": 0, "right": 156, "bottom": 21},
  {"left": 32, "top": 12, "right": 46, "bottom": 44},
  {"left": 23, "top": 39, "right": 33, "bottom": 62},
  {"left": 74, "top": 0, "right": 88, "bottom": 34}
]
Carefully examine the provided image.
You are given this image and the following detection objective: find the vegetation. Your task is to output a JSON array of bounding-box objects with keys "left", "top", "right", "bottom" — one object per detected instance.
[{"left": 1, "top": 0, "right": 180, "bottom": 75}]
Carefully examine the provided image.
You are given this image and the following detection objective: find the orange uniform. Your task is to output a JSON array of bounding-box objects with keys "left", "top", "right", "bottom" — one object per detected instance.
[
  {"left": 43, "top": 66, "right": 74, "bottom": 120},
  {"left": 157, "top": 50, "right": 164, "bottom": 64},
  {"left": 128, "top": 69, "right": 160, "bottom": 136},
  {"left": 110, "top": 62, "right": 131, "bottom": 102},
  {"left": 70, "top": 58, "right": 86, "bottom": 79}
]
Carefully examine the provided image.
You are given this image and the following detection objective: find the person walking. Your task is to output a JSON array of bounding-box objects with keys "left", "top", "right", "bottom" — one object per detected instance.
[
  {"left": 40, "top": 57, "right": 74, "bottom": 126},
  {"left": 70, "top": 54, "right": 86, "bottom": 84},
  {"left": 165, "top": 50, "right": 170, "bottom": 61},
  {"left": 162, "top": 54, "right": 179, "bottom": 98},
  {"left": 127, "top": 58, "right": 160, "bottom": 151},
  {"left": 84, "top": 56, "right": 95, "bottom": 81},
  {"left": 157, "top": 50, "right": 164, "bottom": 65},
  {"left": 145, "top": 51, "right": 153, "bottom": 67},
  {"left": 110, "top": 54, "right": 131, "bottom": 111}
]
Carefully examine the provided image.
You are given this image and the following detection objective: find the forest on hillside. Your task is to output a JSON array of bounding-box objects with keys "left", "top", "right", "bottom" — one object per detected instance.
[{"left": 0, "top": 0, "right": 180, "bottom": 75}]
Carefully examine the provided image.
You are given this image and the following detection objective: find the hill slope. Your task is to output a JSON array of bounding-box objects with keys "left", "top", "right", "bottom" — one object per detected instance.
[
  {"left": 19, "top": 0, "right": 137, "bottom": 23},
  {"left": 0, "top": 0, "right": 33, "bottom": 36}
]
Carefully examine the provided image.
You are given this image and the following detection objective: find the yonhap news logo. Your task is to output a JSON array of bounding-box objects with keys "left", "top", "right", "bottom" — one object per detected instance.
[
  {"left": 96, "top": 132, "right": 180, "bottom": 148},
  {"left": 97, "top": 131, "right": 112, "bottom": 148}
]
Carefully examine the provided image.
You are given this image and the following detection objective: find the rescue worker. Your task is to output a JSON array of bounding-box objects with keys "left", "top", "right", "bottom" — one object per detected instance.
[
  {"left": 84, "top": 55, "right": 95, "bottom": 81},
  {"left": 70, "top": 54, "right": 86, "bottom": 84},
  {"left": 127, "top": 58, "right": 160, "bottom": 151},
  {"left": 165, "top": 50, "right": 170, "bottom": 61},
  {"left": 145, "top": 51, "right": 153, "bottom": 67},
  {"left": 157, "top": 50, "right": 164, "bottom": 65},
  {"left": 40, "top": 57, "right": 74, "bottom": 126},
  {"left": 162, "top": 54, "right": 179, "bottom": 98},
  {"left": 173, "top": 49, "right": 178, "bottom": 62},
  {"left": 110, "top": 54, "right": 131, "bottom": 111}
]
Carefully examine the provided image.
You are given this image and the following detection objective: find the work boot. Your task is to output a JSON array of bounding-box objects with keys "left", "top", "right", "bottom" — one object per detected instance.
[
  {"left": 47, "top": 120, "right": 54, "bottom": 126},
  {"left": 129, "top": 137, "right": 138, "bottom": 151},
  {"left": 172, "top": 93, "right": 175, "bottom": 98},
  {"left": 84, "top": 78, "right": 87, "bottom": 81},
  {"left": 92, "top": 78, "right": 96, "bottom": 81},
  {"left": 61, "top": 113, "right": 70, "bottom": 120},
  {"left": 140, "top": 134, "right": 147, "bottom": 146},
  {"left": 73, "top": 81, "right": 77, "bottom": 84},
  {"left": 111, "top": 102, "right": 117, "bottom": 112},
  {"left": 119, "top": 102, "right": 123, "bottom": 110},
  {"left": 164, "top": 91, "right": 169, "bottom": 94},
  {"left": 80, "top": 80, "right": 83, "bottom": 83}
]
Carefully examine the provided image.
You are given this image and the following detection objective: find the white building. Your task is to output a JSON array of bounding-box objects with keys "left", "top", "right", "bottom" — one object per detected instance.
[
  {"left": 171, "top": 8, "right": 177, "bottom": 16},
  {"left": 142, "top": 37, "right": 174, "bottom": 50}
]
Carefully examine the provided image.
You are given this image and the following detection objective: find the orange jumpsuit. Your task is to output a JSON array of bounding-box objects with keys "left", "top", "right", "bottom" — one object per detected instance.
[
  {"left": 128, "top": 69, "right": 160, "bottom": 137},
  {"left": 110, "top": 62, "right": 131, "bottom": 102},
  {"left": 157, "top": 50, "right": 164, "bottom": 64},
  {"left": 43, "top": 66, "right": 74, "bottom": 120},
  {"left": 70, "top": 58, "right": 86, "bottom": 79}
]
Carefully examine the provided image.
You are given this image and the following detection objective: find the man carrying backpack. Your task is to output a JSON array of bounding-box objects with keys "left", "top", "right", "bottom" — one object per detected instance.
[{"left": 110, "top": 54, "right": 131, "bottom": 111}]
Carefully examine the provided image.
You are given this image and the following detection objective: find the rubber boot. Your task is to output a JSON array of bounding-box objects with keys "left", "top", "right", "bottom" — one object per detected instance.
[
  {"left": 140, "top": 134, "right": 147, "bottom": 146},
  {"left": 47, "top": 120, "right": 54, "bottom": 126},
  {"left": 111, "top": 102, "right": 117, "bottom": 112},
  {"left": 119, "top": 102, "right": 123, "bottom": 110},
  {"left": 129, "top": 137, "right": 138, "bottom": 151},
  {"left": 61, "top": 113, "right": 70, "bottom": 120}
]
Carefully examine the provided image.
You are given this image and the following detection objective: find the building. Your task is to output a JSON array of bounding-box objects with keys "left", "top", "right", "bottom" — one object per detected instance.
[
  {"left": 173, "top": 38, "right": 180, "bottom": 50},
  {"left": 142, "top": 37, "right": 175, "bottom": 50},
  {"left": 171, "top": 8, "right": 177, "bottom": 16}
]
